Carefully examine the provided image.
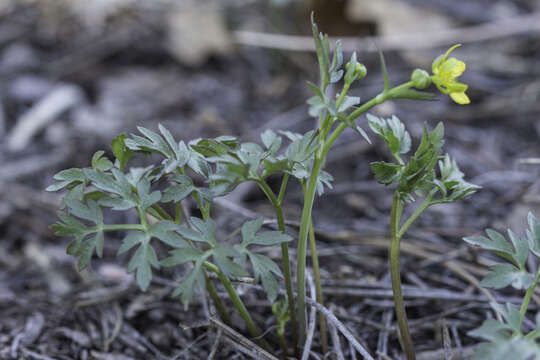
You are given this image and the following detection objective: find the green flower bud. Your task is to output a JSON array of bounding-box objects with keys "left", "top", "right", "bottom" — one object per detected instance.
[
  {"left": 346, "top": 62, "right": 367, "bottom": 81},
  {"left": 411, "top": 69, "right": 431, "bottom": 90}
]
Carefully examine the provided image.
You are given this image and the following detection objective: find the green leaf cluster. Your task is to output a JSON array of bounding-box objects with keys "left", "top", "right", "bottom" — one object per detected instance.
[
  {"left": 368, "top": 114, "right": 480, "bottom": 203},
  {"left": 161, "top": 216, "right": 291, "bottom": 307},
  {"left": 465, "top": 213, "right": 540, "bottom": 359},
  {"left": 468, "top": 303, "right": 540, "bottom": 360},
  {"left": 464, "top": 223, "right": 533, "bottom": 290}
]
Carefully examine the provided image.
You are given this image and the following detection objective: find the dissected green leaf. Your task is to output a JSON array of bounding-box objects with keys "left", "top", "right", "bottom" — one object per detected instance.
[
  {"left": 251, "top": 231, "right": 292, "bottom": 246},
  {"left": 173, "top": 258, "right": 205, "bottom": 309},
  {"left": 241, "top": 217, "right": 264, "bottom": 246},
  {"left": 112, "top": 134, "right": 134, "bottom": 171},
  {"left": 285, "top": 130, "right": 319, "bottom": 164},
  {"left": 370, "top": 161, "right": 402, "bottom": 185},
  {"left": 149, "top": 220, "right": 187, "bottom": 248},
  {"left": 527, "top": 212, "right": 540, "bottom": 258},
  {"left": 46, "top": 168, "right": 86, "bottom": 192},
  {"left": 480, "top": 264, "right": 532, "bottom": 290},
  {"left": 437, "top": 154, "right": 480, "bottom": 201},
  {"left": 136, "top": 178, "right": 161, "bottom": 210},
  {"left": 463, "top": 229, "right": 520, "bottom": 267},
  {"left": 397, "top": 123, "right": 443, "bottom": 199},
  {"left": 161, "top": 247, "right": 205, "bottom": 267},
  {"left": 471, "top": 338, "right": 540, "bottom": 360},
  {"left": 316, "top": 170, "right": 334, "bottom": 196},
  {"left": 468, "top": 318, "right": 514, "bottom": 342},
  {"left": 338, "top": 96, "right": 360, "bottom": 112},
  {"left": 367, "top": 114, "right": 411, "bottom": 157},
  {"left": 260, "top": 129, "right": 282, "bottom": 155},
  {"left": 468, "top": 302, "right": 540, "bottom": 360},
  {"left": 162, "top": 175, "right": 195, "bottom": 203},
  {"left": 127, "top": 242, "right": 159, "bottom": 291},
  {"left": 249, "top": 252, "right": 282, "bottom": 302},
  {"left": 125, "top": 125, "right": 190, "bottom": 173},
  {"left": 92, "top": 151, "right": 113, "bottom": 172},
  {"left": 213, "top": 244, "right": 248, "bottom": 277}
]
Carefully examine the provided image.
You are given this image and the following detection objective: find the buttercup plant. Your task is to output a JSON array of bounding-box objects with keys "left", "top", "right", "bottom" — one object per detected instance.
[
  {"left": 464, "top": 213, "right": 540, "bottom": 359},
  {"left": 48, "top": 15, "right": 475, "bottom": 357},
  {"left": 368, "top": 116, "right": 480, "bottom": 359}
]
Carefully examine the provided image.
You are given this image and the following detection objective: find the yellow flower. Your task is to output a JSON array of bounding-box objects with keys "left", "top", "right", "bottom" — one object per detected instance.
[{"left": 431, "top": 44, "right": 470, "bottom": 105}]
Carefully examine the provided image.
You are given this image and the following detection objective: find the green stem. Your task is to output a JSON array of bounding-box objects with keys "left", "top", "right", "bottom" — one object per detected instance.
[
  {"left": 145, "top": 204, "right": 231, "bottom": 329},
  {"left": 255, "top": 177, "right": 297, "bottom": 349},
  {"left": 204, "top": 262, "right": 268, "bottom": 349},
  {"left": 175, "top": 202, "right": 182, "bottom": 224},
  {"left": 205, "top": 272, "right": 232, "bottom": 326},
  {"left": 345, "top": 82, "right": 413, "bottom": 124},
  {"left": 296, "top": 82, "right": 415, "bottom": 344},
  {"left": 390, "top": 193, "right": 416, "bottom": 360},
  {"left": 335, "top": 82, "right": 351, "bottom": 111},
  {"left": 397, "top": 189, "right": 436, "bottom": 239},
  {"left": 102, "top": 224, "right": 146, "bottom": 231},
  {"left": 308, "top": 216, "right": 328, "bottom": 355},
  {"left": 520, "top": 267, "right": 540, "bottom": 327},
  {"left": 277, "top": 173, "right": 290, "bottom": 206},
  {"left": 296, "top": 156, "right": 324, "bottom": 342},
  {"left": 278, "top": 333, "right": 288, "bottom": 359},
  {"left": 151, "top": 204, "right": 173, "bottom": 221}
]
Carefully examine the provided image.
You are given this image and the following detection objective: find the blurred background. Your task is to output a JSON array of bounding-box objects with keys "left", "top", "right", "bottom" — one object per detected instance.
[{"left": 1, "top": 0, "right": 540, "bottom": 359}]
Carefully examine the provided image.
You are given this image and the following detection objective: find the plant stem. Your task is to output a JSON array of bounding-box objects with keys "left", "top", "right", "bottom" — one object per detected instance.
[
  {"left": 296, "top": 90, "right": 389, "bottom": 342},
  {"left": 255, "top": 177, "right": 297, "bottom": 349},
  {"left": 205, "top": 272, "right": 232, "bottom": 326},
  {"left": 520, "top": 267, "right": 540, "bottom": 327},
  {"left": 144, "top": 204, "right": 232, "bottom": 330},
  {"left": 175, "top": 202, "right": 182, "bottom": 224},
  {"left": 390, "top": 193, "right": 416, "bottom": 360},
  {"left": 151, "top": 204, "right": 173, "bottom": 221},
  {"left": 308, "top": 216, "right": 328, "bottom": 355},
  {"left": 296, "top": 82, "right": 415, "bottom": 344},
  {"left": 296, "top": 156, "right": 324, "bottom": 342},
  {"left": 204, "top": 262, "right": 268, "bottom": 349},
  {"left": 102, "top": 224, "right": 146, "bottom": 231},
  {"left": 278, "top": 333, "right": 288, "bottom": 359},
  {"left": 397, "top": 189, "right": 436, "bottom": 239}
]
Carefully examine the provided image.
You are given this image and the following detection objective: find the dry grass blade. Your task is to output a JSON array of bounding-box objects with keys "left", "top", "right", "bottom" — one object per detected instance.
[
  {"left": 208, "top": 318, "right": 279, "bottom": 360},
  {"left": 305, "top": 298, "right": 375, "bottom": 360},
  {"left": 301, "top": 271, "right": 318, "bottom": 360},
  {"left": 329, "top": 305, "right": 345, "bottom": 360},
  {"left": 234, "top": 12, "right": 540, "bottom": 53}
]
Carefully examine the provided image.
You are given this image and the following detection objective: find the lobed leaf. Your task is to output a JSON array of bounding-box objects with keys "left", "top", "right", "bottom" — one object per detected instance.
[
  {"left": 480, "top": 264, "right": 532, "bottom": 290},
  {"left": 111, "top": 134, "right": 134, "bottom": 172}
]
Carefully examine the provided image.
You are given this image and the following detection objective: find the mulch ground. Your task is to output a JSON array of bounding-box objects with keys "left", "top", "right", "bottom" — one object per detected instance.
[{"left": 1, "top": 1, "right": 539, "bottom": 359}]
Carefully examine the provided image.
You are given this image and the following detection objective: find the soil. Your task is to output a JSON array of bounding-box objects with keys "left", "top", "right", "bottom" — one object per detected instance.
[{"left": 1, "top": 1, "right": 539, "bottom": 359}]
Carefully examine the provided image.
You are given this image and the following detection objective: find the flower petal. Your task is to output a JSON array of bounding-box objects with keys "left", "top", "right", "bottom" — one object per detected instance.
[
  {"left": 445, "top": 81, "right": 468, "bottom": 92},
  {"left": 450, "top": 92, "right": 470, "bottom": 105},
  {"left": 441, "top": 58, "right": 466, "bottom": 77}
]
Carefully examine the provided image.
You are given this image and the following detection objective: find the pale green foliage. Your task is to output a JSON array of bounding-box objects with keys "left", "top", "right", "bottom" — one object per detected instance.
[
  {"left": 368, "top": 115, "right": 479, "bottom": 204},
  {"left": 465, "top": 213, "right": 540, "bottom": 359},
  {"left": 47, "top": 14, "right": 482, "bottom": 355},
  {"left": 49, "top": 124, "right": 296, "bottom": 306}
]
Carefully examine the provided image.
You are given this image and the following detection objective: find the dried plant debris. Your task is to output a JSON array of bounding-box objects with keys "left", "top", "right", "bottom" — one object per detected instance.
[{"left": 0, "top": 0, "right": 539, "bottom": 359}]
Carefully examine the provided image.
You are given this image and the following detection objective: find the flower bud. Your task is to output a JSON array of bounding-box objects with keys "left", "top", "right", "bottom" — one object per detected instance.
[
  {"left": 345, "top": 61, "right": 367, "bottom": 83},
  {"left": 411, "top": 69, "right": 431, "bottom": 90}
]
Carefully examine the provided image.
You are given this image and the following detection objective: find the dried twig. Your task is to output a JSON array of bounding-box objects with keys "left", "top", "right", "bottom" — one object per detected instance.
[
  {"left": 301, "top": 272, "right": 318, "bottom": 360},
  {"left": 305, "top": 298, "right": 375, "bottom": 360},
  {"left": 209, "top": 318, "right": 279, "bottom": 360},
  {"left": 234, "top": 12, "right": 540, "bottom": 53},
  {"left": 328, "top": 304, "right": 345, "bottom": 360},
  {"left": 7, "top": 85, "right": 84, "bottom": 152},
  {"left": 208, "top": 328, "right": 223, "bottom": 360}
]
